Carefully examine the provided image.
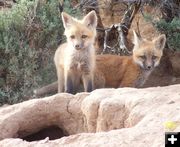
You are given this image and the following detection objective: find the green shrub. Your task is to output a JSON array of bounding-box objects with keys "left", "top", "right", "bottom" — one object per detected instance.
[
  {"left": 143, "top": 11, "right": 180, "bottom": 51},
  {"left": 154, "top": 17, "right": 180, "bottom": 51},
  {"left": 0, "top": 0, "right": 80, "bottom": 105}
]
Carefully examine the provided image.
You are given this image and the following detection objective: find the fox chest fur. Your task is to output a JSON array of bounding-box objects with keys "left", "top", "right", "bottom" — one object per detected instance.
[{"left": 63, "top": 44, "right": 95, "bottom": 74}]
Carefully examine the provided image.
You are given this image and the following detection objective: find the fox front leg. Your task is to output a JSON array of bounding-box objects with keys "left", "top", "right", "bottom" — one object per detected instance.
[
  {"left": 80, "top": 62, "right": 94, "bottom": 92},
  {"left": 64, "top": 71, "right": 74, "bottom": 94},
  {"left": 57, "top": 67, "right": 64, "bottom": 93},
  {"left": 82, "top": 74, "right": 93, "bottom": 92}
]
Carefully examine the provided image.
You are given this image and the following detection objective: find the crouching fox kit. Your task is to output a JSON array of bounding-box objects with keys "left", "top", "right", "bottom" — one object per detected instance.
[
  {"left": 94, "top": 31, "right": 166, "bottom": 88},
  {"left": 34, "top": 31, "right": 166, "bottom": 96},
  {"left": 54, "top": 11, "right": 97, "bottom": 94}
]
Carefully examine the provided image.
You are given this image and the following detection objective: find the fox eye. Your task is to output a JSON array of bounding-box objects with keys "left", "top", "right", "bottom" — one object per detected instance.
[
  {"left": 70, "top": 35, "right": 75, "bottom": 39},
  {"left": 139, "top": 55, "right": 146, "bottom": 60},
  {"left": 82, "top": 35, "right": 88, "bottom": 39},
  {"left": 152, "top": 55, "right": 158, "bottom": 60}
]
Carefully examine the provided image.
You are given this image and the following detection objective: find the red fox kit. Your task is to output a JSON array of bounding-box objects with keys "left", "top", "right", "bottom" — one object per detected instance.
[
  {"left": 54, "top": 11, "right": 97, "bottom": 94},
  {"left": 94, "top": 31, "right": 166, "bottom": 88},
  {"left": 34, "top": 31, "right": 166, "bottom": 96}
]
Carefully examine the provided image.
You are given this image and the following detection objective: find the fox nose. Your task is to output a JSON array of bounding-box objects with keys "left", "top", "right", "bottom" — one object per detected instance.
[
  {"left": 147, "top": 65, "right": 152, "bottom": 70},
  {"left": 75, "top": 44, "right": 80, "bottom": 48},
  {"left": 75, "top": 44, "right": 82, "bottom": 50}
]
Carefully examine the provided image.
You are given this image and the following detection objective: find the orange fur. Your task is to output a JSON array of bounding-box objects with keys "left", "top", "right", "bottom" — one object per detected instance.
[{"left": 94, "top": 32, "right": 166, "bottom": 88}]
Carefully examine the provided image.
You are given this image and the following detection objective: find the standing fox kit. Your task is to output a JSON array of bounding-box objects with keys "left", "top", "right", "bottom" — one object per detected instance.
[
  {"left": 54, "top": 11, "right": 97, "bottom": 94},
  {"left": 94, "top": 31, "right": 166, "bottom": 88}
]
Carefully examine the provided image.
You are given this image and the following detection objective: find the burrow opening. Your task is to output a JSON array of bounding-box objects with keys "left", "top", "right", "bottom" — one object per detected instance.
[{"left": 21, "top": 125, "right": 68, "bottom": 142}]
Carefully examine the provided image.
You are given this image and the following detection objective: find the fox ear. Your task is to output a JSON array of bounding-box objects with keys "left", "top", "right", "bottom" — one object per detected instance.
[
  {"left": 154, "top": 34, "right": 166, "bottom": 50},
  {"left": 82, "top": 10, "right": 97, "bottom": 28},
  {"left": 61, "top": 12, "right": 74, "bottom": 28},
  {"left": 133, "top": 30, "right": 142, "bottom": 47}
]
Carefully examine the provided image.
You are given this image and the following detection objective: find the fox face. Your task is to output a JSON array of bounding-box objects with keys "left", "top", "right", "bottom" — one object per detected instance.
[
  {"left": 133, "top": 31, "right": 166, "bottom": 70},
  {"left": 61, "top": 11, "right": 97, "bottom": 51}
]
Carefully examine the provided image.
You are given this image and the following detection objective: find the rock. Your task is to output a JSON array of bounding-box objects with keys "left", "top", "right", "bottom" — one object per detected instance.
[
  {"left": 0, "top": 92, "right": 89, "bottom": 140},
  {"left": 0, "top": 85, "right": 180, "bottom": 146}
]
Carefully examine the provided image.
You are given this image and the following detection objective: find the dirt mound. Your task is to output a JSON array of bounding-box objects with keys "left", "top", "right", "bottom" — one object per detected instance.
[{"left": 0, "top": 85, "right": 180, "bottom": 146}]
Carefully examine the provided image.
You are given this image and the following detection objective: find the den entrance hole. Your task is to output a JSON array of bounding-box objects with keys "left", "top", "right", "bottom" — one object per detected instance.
[{"left": 22, "top": 125, "right": 68, "bottom": 142}]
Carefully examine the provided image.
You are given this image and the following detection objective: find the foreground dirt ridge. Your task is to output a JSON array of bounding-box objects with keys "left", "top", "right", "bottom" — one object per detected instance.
[{"left": 0, "top": 85, "right": 180, "bottom": 147}]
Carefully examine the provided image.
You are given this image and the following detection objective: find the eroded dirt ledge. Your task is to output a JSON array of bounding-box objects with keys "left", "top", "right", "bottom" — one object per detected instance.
[{"left": 0, "top": 85, "right": 180, "bottom": 146}]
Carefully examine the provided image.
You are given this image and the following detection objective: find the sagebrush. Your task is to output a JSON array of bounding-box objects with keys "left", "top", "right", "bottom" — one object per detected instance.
[
  {"left": 154, "top": 17, "right": 180, "bottom": 51},
  {"left": 0, "top": 0, "right": 79, "bottom": 105}
]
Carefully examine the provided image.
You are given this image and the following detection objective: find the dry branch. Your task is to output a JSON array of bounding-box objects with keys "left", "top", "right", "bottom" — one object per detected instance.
[{"left": 102, "top": 0, "right": 141, "bottom": 55}]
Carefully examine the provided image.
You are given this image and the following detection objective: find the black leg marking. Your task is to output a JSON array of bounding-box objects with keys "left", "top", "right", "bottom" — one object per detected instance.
[
  {"left": 65, "top": 76, "right": 74, "bottom": 94},
  {"left": 86, "top": 80, "right": 93, "bottom": 92}
]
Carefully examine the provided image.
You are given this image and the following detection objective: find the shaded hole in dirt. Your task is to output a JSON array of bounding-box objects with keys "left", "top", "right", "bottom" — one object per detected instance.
[{"left": 22, "top": 126, "right": 68, "bottom": 142}]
